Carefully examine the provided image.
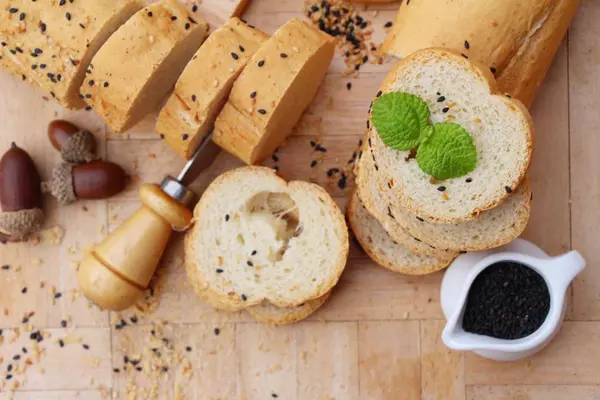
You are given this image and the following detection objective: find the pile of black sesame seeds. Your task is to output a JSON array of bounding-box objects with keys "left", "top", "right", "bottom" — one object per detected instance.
[{"left": 304, "top": 0, "right": 382, "bottom": 76}]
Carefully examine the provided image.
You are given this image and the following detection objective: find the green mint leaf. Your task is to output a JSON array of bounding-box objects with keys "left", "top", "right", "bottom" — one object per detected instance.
[
  {"left": 416, "top": 123, "right": 477, "bottom": 180},
  {"left": 372, "top": 92, "right": 430, "bottom": 151}
]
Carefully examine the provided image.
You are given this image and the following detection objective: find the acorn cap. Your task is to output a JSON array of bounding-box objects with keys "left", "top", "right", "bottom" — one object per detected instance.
[
  {"left": 0, "top": 208, "right": 44, "bottom": 242},
  {"left": 61, "top": 130, "right": 97, "bottom": 164},
  {"left": 43, "top": 163, "right": 77, "bottom": 205}
]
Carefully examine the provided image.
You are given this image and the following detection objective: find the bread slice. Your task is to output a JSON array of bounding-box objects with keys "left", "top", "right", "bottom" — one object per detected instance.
[
  {"left": 156, "top": 18, "right": 269, "bottom": 160},
  {"left": 380, "top": 0, "right": 578, "bottom": 108},
  {"left": 195, "top": 0, "right": 252, "bottom": 27},
  {"left": 358, "top": 137, "right": 532, "bottom": 252},
  {"left": 185, "top": 166, "right": 348, "bottom": 312},
  {"left": 246, "top": 292, "right": 330, "bottom": 325},
  {"left": 348, "top": 189, "right": 455, "bottom": 275},
  {"left": 212, "top": 18, "right": 335, "bottom": 165},
  {"left": 355, "top": 139, "right": 457, "bottom": 257},
  {"left": 369, "top": 48, "right": 533, "bottom": 223},
  {"left": 0, "top": 1, "right": 142, "bottom": 109},
  {"left": 82, "top": 0, "right": 209, "bottom": 133}
]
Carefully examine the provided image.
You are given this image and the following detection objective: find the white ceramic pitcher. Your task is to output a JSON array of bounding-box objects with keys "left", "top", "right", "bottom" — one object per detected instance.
[{"left": 441, "top": 239, "right": 585, "bottom": 361}]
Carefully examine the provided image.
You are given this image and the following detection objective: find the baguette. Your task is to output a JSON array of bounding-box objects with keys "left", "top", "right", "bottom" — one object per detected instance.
[
  {"left": 82, "top": 0, "right": 208, "bottom": 133},
  {"left": 185, "top": 166, "right": 348, "bottom": 312},
  {"left": 369, "top": 48, "right": 533, "bottom": 223},
  {"left": 157, "top": 18, "right": 269, "bottom": 159},
  {"left": 0, "top": 0, "right": 142, "bottom": 109},
  {"left": 212, "top": 18, "right": 335, "bottom": 165},
  {"left": 348, "top": 190, "right": 455, "bottom": 275},
  {"left": 357, "top": 138, "right": 532, "bottom": 252},
  {"left": 246, "top": 292, "right": 330, "bottom": 325},
  {"left": 381, "top": 0, "right": 579, "bottom": 107}
]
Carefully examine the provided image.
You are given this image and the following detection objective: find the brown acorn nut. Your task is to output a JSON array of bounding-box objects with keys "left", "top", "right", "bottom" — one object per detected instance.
[
  {"left": 44, "top": 161, "right": 126, "bottom": 205},
  {"left": 0, "top": 143, "right": 44, "bottom": 242},
  {"left": 48, "top": 120, "right": 97, "bottom": 164}
]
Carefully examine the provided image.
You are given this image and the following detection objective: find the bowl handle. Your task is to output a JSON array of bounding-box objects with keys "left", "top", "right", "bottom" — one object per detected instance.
[{"left": 542, "top": 251, "right": 586, "bottom": 292}]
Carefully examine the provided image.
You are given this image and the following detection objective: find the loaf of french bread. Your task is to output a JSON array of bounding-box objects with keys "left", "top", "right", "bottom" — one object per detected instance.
[
  {"left": 157, "top": 18, "right": 269, "bottom": 159},
  {"left": 382, "top": 0, "right": 579, "bottom": 107},
  {"left": 82, "top": 0, "right": 208, "bottom": 133},
  {"left": 0, "top": 0, "right": 143, "bottom": 109},
  {"left": 212, "top": 18, "right": 335, "bottom": 165}
]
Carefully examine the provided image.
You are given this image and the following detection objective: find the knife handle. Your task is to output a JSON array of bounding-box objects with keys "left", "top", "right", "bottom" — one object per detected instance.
[{"left": 77, "top": 183, "right": 193, "bottom": 311}]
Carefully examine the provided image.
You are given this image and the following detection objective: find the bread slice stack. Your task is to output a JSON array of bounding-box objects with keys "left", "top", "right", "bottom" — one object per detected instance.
[
  {"left": 185, "top": 167, "right": 348, "bottom": 324},
  {"left": 350, "top": 48, "right": 534, "bottom": 273}
]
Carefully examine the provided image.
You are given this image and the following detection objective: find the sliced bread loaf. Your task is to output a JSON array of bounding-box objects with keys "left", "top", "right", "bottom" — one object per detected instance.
[
  {"left": 358, "top": 137, "right": 532, "bottom": 252},
  {"left": 348, "top": 190, "right": 455, "bottom": 275},
  {"left": 156, "top": 18, "right": 269, "bottom": 159},
  {"left": 212, "top": 18, "right": 335, "bottom": 165},
  {"left": 246, "top": 292, "right": 330, "bottom": 325},
  {"left": 82, "top": 0, "right": 208, "bottom": 132},
  {"left": 369, "top": 48, "right": 533, "bottom": 223},
  {"left": 0, "top": 1, "right": 142, "bottom": 109},
  {"left": 185, "top": 166, "right": 348, "bottom": 312},
  {"left": 355, "top": 138, "right": 458, "bottom": 257}
]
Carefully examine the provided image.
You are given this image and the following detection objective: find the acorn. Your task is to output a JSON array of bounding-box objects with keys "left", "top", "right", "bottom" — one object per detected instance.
[
  {"left": 43, "top": 161, "right": 127, "bottom": 205},
  {"left": 48, "top": 120, "right": 97, "bottom": 164},
  {"left": 0, "top": 143, "right": 44, "bottom": 242}
]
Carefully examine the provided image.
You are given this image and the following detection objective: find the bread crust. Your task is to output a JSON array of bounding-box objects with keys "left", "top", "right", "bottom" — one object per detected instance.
[
  {"left": 381, "top": 0, "right": 578, "bottom": 108},
  {"left": 246, "top": 292, "right": 330, "bottom": 325},
  {"left": 370, "top": 48, "right": 534, "bottom": 223},
  {"left": 184, "top": 166, "right": 349, "bottom": 312},
  {"left": 348, "top": 189, "right": 455, "bottom": 275}
]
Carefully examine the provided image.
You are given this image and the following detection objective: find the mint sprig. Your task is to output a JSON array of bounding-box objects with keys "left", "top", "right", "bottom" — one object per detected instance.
[
  {"left": 371, "top": 91, "right": 477, "bottom": 180},
  {"left": 371, "top": 92, "right": 430, "bottom": 151}
]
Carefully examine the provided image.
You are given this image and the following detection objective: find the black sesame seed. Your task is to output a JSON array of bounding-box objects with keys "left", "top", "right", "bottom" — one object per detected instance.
[
  {"left": 40, "top": 22, "right": 46, "bottom": 32},
  {"left": 464, "top": 40, "right": 470, "bottom": 50},
  {"left": 214, "top": 327, "right": 220, "bottom": 336},
  {"left": 225, "top": 214, "right": 230, "bottom": 221},
  {"left": 466, "top": 178, "right": 473, "bottom": 183},
  {"left": 442, "top": 107, "right": 450, "bottom": 113},
  {"left": 182, "top": 133, "right": 189, "bottom": 141},
  {"left": 315, "top": 144, "right": 327, "bottom": 152},
  {"left": 239, "top": 45, "right": 245, "bottom": 52},
  {"left": 171, "top": 16, "right": 177, "bottom": 21},
  {"left": 6, "top": 374, "right": 12, "bottom": 380},
  {"left": 346, "top": 82, "right": 352, "bottom": 90},
  {"left": 147, "top": 11, "right": 153, "bottom": 17},
  {"left": 280, "top": 53, "right": 288, "bottom": 58},
  {"left": 258, "top": 109, "right": 267, "bottom": 115},
  {"left": 19, "top": 12, "right": 25, "bottom": 21},
  {"left": 21, "top": 287, "right": 27, "bottom": 294},
  {"left": 490, "top": 66, "right": 497, "bottom": 74},
  {"left": 247, "top": 261, "right": 253, "bottom": 267},
  {"left": 505, "top": 186, "right": 513, "bottom": 194},
  {"left": 250, "top": 91, "right": 257, "bottom": 99},
  {"left": 216, "top": 268, "right": 224, "bottom": 273},
  {"left": 417, "top": 216, "right": 424, "bottom": 222},
  {"left": 135, "top": 366, "right": 142, "bottom": 371},
  {"left": 61, "top": 320, "right": 67, "bottom": 328},
  {"left": 85, "top": 106, "right": 92, "bottom": 111},
  {"left": 461, "top": 53, "right": 469, "bottom": 59},
  {"left": 191, "top": 94, "right": 196, "bottom": 102},
  {"left": 130, "top": 316, "right": 138, "bottom": 324},
  {"left": 40, "top": 63, "right": 46, "bottom": 69},
  {"left": 113, "top": 368, "right": 120, "bottom": 373},
  {"left": 272, "top": 393, "right": 278, "bottom": 398},
  {"left": 88, "top": 79, "right": 94, "bottom": 86},
  {"left": 54, "top": 292, "right": 62, "bottom": 299},
  {"left": 437, "top": 186, "right": 446, "bottom": 192},
  {"left": 13, "top": 354, "right": 20, "bottom": 361},
  {"left": 185, "top": 23, "right": 191, "bottom": 30},
  {"left": 59, "top": 0, "right": 66, "bottom": 5},
  {"left": 241, "top": 294, "right": 247, "bottom": 301},
  {"left": 272, "top": 154, "right": 279, "bottom": 162},
  {"left": 186, "top": 346, "right": 192, "bottom": 351},
  {"left": 22, "top": 347, "right": 27, "bottom": 354},
  {"left": 231, "top": 52, "right": 239, "bottom": 60},
  {"left": 192, "top": 4, "right": 198, "bottom": 12},
  {"left": 437, "top": 96, "right": 446, "bottom": 102},
  {"left": 7, "top": 364, "right": 12, "bottom": 372},
  {"left": 82, "top": 344, "right": 90, "bottom": 350},
  {"left": 9, "top": 8, "right": 18, "bottom": 14},
  {"left": 310, "top": 160, "right": 318, "bottom": 168},
  {"left": 384, "top": 21, "right": 393, "bottom": 28},
  {"left": 2, "top": 265, "right": 9, "bottom": 270},
  {"left": 251, "top": 250, "right": 257, "bottom": 256},
  {"left": 159, "top": 134, "right": 164, "bottom": 139},
  {"left": 257, "top": 60, "right": 265, "bottom": 67},
  {"left": 15, "top": 47, "right": 22, "bottom": 53},
  {"left": 65, "top": 12, "right": 71, "bottom": 21},
  {"left": 376, "top": 90, "right": 382, "bottom": 97},
  {"left": 103, "top": 82, "right": 109, "bottom": 87},
  {"left": 338, "top": 173, "right": 347, "bottom": 189},
  {"left": 366, "top": 120, "right": 370, "bottom": 129},
  {"left": 79, "top": 23, "right": 85, "bottom": 29}
]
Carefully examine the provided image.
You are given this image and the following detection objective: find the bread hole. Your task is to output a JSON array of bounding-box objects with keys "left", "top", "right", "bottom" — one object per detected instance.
[{"left": 243, "top": 191, "right": 302, "bottom": 263}]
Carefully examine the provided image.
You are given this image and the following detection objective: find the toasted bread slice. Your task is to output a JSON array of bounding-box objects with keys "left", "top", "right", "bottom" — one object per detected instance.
[{"left": 246, "top": 292, "right": 330, "bottom": 325}]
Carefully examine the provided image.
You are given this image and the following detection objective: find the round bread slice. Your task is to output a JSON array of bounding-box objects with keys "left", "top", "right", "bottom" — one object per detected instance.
[
  {"left": 246, "top": 292, "right": 330, "bottom": 325},
  {"left": 185, "top": 166, "right": 349, "bottom": 312},
  {"left": 355, "top": 140, "right": 458, "bottom": 257},
  {"left": 359, "top": 139, "right": 532, "bottom": 252},
  {"left": 369, "top": 48, "right": 533, "bottom": 223},
  {"left": 347, "top": 190, "right": 455, "bottom": 275}
]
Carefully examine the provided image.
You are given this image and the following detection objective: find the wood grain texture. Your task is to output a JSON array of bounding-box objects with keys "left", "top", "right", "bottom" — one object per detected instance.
[{"left": 467, "top": 385, "right": 600, "bottom": 400}]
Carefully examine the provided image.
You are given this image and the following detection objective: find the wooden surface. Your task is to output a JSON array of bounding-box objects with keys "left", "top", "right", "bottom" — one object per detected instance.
[{"left": 0, "top": 0, "right": 599, "bottom": 399}]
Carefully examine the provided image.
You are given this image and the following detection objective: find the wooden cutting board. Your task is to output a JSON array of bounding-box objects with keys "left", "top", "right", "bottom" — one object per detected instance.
[{"left": 1, "top": 1, "right": 599, "bottom": 399}]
